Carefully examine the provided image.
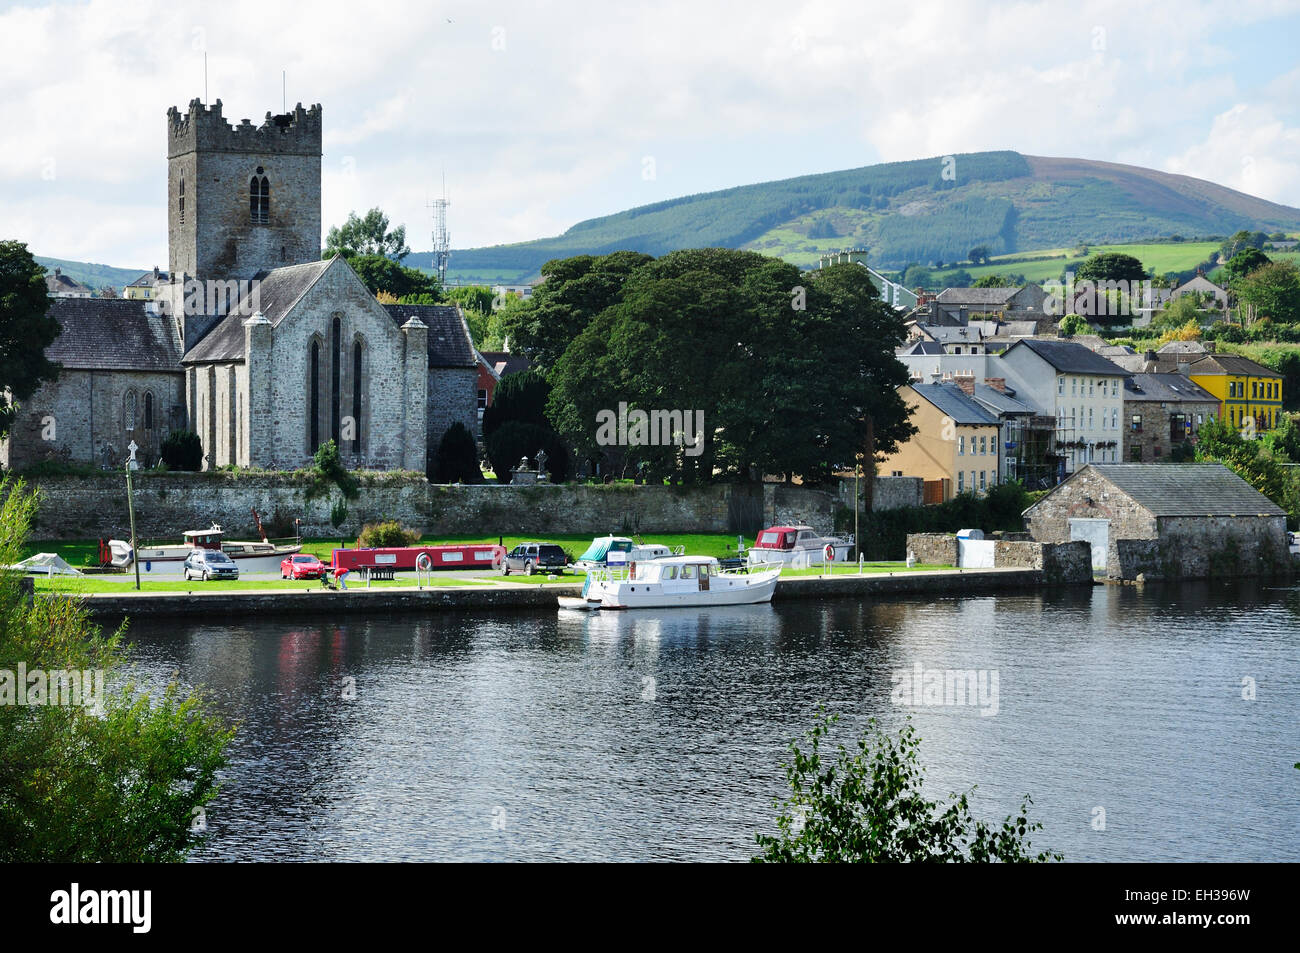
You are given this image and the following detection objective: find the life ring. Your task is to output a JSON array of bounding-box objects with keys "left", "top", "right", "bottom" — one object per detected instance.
[
  {"left": 824, "top": 544, "right": 835, "bottom": 561},
  {"left": 629, "top": 561, "right": 637, "bottom": 579},
  {"left": 415, "top": 553, "right": 433, "bottom": 572}
]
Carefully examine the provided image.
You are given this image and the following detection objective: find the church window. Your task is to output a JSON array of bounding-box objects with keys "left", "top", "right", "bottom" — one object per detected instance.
[
  {"left": 310, "top": 340, "right": 321, "bottom": 451},
  {"left": 124, "top": 391, "right": 137, "bottom": 431},
  {"left": 352, "top": 340, "right": 363, "bottom": 454},
  {"left": 330, "top": 317, "right": 341, "bottom": 444},
  {"left": 250, "top": 167, "right": 270, "bottom": 225},
  {"left": 144, "top": 392, "right": 154, "bottom": 431}
]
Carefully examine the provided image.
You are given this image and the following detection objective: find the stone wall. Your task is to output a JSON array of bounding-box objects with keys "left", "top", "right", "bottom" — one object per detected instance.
[
  {"left": 906, "top": 533, "right": 958, "bottom": 566},
  {"left": 837, "top": 476, "right": 924, "bottom": 512},
  {"left": 19, "top": 474, "right": 849, "bottom": 541},
  {"left": 1124, "top": 398, "right": 1217, "bottom": 463},
  {"left": 1024, "top": 467, "right": 1158, "bottom": 542},
  {"left": 992, "top": 539, "right": 1092, "bottom": 583}
]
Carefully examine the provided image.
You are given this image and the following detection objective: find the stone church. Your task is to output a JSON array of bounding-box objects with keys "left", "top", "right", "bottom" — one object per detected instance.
[{"left": 1, "top": 98, "right": 477, "bottom": 474}]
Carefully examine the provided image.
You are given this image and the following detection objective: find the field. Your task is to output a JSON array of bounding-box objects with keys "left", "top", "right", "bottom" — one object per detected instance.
[{"left": 924, "top": 241, "right": 1223, "bottom": 286}]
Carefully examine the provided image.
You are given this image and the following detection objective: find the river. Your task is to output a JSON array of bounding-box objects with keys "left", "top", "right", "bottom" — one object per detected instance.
[{"left": 121, "top": 580, "right": 1299, "bottom": 862}]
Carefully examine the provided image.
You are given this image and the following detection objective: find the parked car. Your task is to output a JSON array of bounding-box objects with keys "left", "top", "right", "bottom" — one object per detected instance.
[
  {"left": 281, "top": 553, "right": 326, "bottom": 579},
  {"left": 503, "top": 542, "right": 569, "bottom": 575},
  {"left": 183, "top": 549, "right": 240, "bottom": 581}
]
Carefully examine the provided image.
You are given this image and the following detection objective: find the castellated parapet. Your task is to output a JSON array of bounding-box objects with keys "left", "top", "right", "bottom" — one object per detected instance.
[{"left": 167, "top": 99, "right": 322, "bottom": 159}]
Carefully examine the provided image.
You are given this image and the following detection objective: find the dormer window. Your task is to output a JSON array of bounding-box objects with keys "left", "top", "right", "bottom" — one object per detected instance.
[{"left": 250, "top": 167, "right": 270, "bottom": 225}]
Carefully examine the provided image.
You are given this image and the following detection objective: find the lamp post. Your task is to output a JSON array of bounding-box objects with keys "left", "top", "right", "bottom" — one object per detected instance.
[{"left": 125, "top": 435, "right": 140, "bottom": 591}]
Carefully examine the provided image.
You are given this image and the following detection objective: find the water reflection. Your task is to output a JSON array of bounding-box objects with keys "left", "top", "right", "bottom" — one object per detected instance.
[{"left": 119, "top": 581, "right": 1300, "bottom": 862}]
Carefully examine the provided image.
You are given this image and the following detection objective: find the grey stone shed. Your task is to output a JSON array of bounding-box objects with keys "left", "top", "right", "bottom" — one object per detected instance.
[{"left": 1022, "top": 463, "right": 1290, "bottom": 580}]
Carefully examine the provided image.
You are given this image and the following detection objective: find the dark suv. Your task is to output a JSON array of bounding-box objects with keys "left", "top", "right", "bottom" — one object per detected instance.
[{"left": 503, "top": 542, "right": 568, "bottom": 575}]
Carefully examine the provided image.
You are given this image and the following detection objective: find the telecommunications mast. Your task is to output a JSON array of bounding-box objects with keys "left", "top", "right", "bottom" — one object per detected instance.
[{"left": 429, "top": 172, "right": 451, "bottom": 286}]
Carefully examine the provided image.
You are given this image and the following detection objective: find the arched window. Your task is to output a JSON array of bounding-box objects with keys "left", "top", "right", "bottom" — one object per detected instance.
[
  {"left": 144, "top": 392, "right": 154, "bottom": 431},
  {"left": 179, "top": 177, "right": 185, "bottom": 225},
  {"left": 352, "top": 340, "right": 363, "bottom": 454},
  {"left": 124, "top": 391, "right": 137, "bottom": 431},
  {"left": 250, "top": 167, "right": 270, "bottom": 225},
  {"left": 310, "top": 340, "right": 321, "bottom": 451},
  {"left": 330, "top": 317, "right": 341, "bottom": 443}
]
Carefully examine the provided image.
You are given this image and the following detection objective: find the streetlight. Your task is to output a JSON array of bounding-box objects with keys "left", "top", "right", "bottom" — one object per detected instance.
[{"left": 125, "top": 431, "right": 141, "bottom": 591}]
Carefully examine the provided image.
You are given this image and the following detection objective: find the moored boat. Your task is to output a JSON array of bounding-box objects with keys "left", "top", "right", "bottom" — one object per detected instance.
[
  {"left": 574, "top": 555, "right": 779, "bottom": 610},
  {"left": 574, "top": 535, "right": 682, "bottom": 570},
  {"left": 746, "top": 524, "right": 853, "bottom": 568},
  {"left": 107, "top": 524, "right": 302, "bottom": 576}
]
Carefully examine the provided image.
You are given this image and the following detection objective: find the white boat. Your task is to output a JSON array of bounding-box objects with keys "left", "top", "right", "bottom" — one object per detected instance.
[
  {"left": 574, "top": 535, "right": 683, "bottom": 570},
  {"left": 746, "top": 524, "right": 854, "bottom": 568},
  {"left": 108, "top": 524, "right": 302, "bottom": 576},
  {"left": 574, "top": 555, "right": 780, "bottom": 610}
]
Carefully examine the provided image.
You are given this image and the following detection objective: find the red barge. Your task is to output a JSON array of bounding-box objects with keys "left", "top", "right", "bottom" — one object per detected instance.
[{"left": 330, "top": 544, "right": 506, "bottom": 573}]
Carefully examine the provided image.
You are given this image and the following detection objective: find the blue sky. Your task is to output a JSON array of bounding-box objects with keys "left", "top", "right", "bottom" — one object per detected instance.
[{"left": 1, "top": 0, "right": 1298, "bottom": 268}]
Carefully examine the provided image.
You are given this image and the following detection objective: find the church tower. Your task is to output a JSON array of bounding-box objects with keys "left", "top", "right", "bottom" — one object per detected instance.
[{"left": 165, "top": 98, "right": 322, "bottom": 286}]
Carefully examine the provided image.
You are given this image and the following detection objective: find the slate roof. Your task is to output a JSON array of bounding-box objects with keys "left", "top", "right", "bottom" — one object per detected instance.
[
  {"left": 45, "top": 270, "right": 93, "bottom": 296},
  {"left": 1124, "top": 373, "right": 1218, "bottom": 403},
  {"left": 45, "top": 298, "right": 183, "bottom": 372},
  {"left": 1155, "top": 340, "right": 1208, "bottom": 355},
  {"left": 480, "top": 350, "right": 531, "bottom": 377},
  {"left": 1081, "top": 463, "right": 1286, "bottom": 517},
  {"left": 936, "top": 287, "right": 1019, "bottom": 306},
  {"left": 908, "top": 381, "right": 1000, "bottom": 426},
  {"left": 183, "top": 259, "right": 332, "bottom": 363},
  {"left": 1186, "top": 354, "right": 1281, "bottom": 378},
  {"left": 899, "top": 340, "right": 944, "bottom": 355},
  {"left": 383, "top": 305, "right": 476, "bottom": 368},
  {"left": 126, "top": 268, "right": 168, "bottom": 287},
  {"left": 919, "top": 324, "right": 984, "bottom": 344},
  {"left": 972, "top": 382, "right": 1035, "bottom": 416},
  {"left": 1004, "top": 338, "right": 1130, "bottom": 376}
]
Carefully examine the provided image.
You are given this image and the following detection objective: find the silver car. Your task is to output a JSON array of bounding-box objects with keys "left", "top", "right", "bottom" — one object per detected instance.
[{"left": 183, "top": 549, "right": 240, "bottom": 581}]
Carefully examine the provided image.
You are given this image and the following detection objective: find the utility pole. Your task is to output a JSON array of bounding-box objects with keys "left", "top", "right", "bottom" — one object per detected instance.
[{"left": 125, "top": 438, "right": 140, "bottom": 591}]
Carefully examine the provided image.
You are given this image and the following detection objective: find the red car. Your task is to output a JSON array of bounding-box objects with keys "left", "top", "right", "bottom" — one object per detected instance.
[{"left": 281, "top": 553, "right": 326, "bottom": 579}]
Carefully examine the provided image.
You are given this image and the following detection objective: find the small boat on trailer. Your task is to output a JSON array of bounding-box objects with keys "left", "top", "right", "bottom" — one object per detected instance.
[
  {"left": 573, "top": 555, "right": 780, "bottom": 610},
  {"left": 107, "top": 523, "right": 302, "bottom": 576}
]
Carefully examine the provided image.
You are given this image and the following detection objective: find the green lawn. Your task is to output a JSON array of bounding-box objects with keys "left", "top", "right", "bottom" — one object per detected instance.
[
  {"left": 31, "top": 576, "right": 490, "bottom": 594},
  {"left": 927, "top": 240, "right": 1224, "bottom": 286}
]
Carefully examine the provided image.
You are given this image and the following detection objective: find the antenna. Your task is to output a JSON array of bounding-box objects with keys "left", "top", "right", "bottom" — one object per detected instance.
[
  {"left": 282, "top": 70, "right": 286, "bottom": 113},
  {"left": 204, "top": 52, "right": 208, "bottom": 103},
  {"left": 428, "top": 170, "right": 451, "bottom": 287}
]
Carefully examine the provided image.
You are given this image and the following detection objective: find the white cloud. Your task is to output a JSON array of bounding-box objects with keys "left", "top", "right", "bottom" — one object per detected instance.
[{"left": 0, "top": 0, "right": 1298, "bottom": 267}]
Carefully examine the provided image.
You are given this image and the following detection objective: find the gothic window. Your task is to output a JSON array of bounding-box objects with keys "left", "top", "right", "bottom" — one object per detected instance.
[
  {"left": 250, "top": 167, "right": 270, "bottom": 225},
  {"left": 179, "top": 177, "right": 185, "bottom": 225},
  {"left": 310, "top": 340, "right": 321, "bottom": 451},
  {"left": 144, "top": 392, "right": 154, "bottom": 430},
  {"left": 352, "top": 340, "right": 363, "bottom": 454},
  {"left": 124, "top": 391, "right": 137, "bottom": 431},
  {"left": 330, "top": 317, "right": 341, "bottom": 444}
]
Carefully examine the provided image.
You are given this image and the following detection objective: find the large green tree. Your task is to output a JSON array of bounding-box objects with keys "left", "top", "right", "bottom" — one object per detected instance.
[
  {"left": 324, "top": 208, "right": 410, "bottom": 261},
  {"left": 1234, "top": 261, "right": 1300, "bottom": 326},
  {"left": 1222, "top": 247, "right": 1271, "bottom": 285},
  {"left": 1074, "top": 251, "right": 1146, "bottom": 284},
  {"left": 344, "top": 254, "right": 441, "bottom": 301},
  {"left": 0, "top": 242, "right": 62, "bottom": 435}
]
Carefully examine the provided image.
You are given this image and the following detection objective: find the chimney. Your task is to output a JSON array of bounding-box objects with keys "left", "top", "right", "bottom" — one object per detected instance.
[
  {"left": 953, "top": 373, "right": 976, "bottom": 396},
  {"left": 1144, "top": 350, "right": 1157, "bottom": 363},
  {"left": 986, "top": 377, "right": 1006, "bottom": 393},
  {"left": 54, "top": 267, "right": 61, "bottom": 277},
  {"left": 153, "top": 266, "right": 160, "bottom": 280}
]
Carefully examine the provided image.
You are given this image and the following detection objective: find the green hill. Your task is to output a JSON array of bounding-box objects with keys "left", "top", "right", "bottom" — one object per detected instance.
[
  {"left": 34, "top": 257, "right": 147, "bottom": 294},
  {"left": 420, "top": 151, "right": 1300, "bottom": 283}
]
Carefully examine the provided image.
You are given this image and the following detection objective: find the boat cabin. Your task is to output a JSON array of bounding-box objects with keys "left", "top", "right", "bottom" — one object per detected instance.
[
  {"left": 626, "top": 557, "right": 722, "bottom": 591},
  {"left": 752, "top": 525, "right": 821, "bottom": 552},
  {"left": 182, "top": 526, "right": 225, "bottom": 551}
]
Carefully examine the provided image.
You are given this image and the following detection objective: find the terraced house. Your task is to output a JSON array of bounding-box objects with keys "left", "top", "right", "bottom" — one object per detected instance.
[
  {"left": 1184, "top": 354, "right": 1284, "bottom": 432},
  {"left": 878, "top": 381, "right": 1001, "bottom": 502}
]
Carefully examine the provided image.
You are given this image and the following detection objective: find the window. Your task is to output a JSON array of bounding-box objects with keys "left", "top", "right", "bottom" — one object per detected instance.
[
  {"left": 1154, "top": 445, "right": 1162, "bottom": 458},
  {"left": 979, "top": 470, "right": 986, "bottom": 491},
  {"left": 250, "top": 167, "right": 270, "bottom": 225},
  {"left": 330, "top": 317, "right": 341, "bottom": 444},
  {"left": 958, "top": 435, "right": 965, "bottom": 455},
  {"left": 1170, "top": 413, "right": 1187, "bottom": 442},
  {"left": 979, "top": 436, "right": 986, "bottom": 454},
  {"left": 1112, "top": 408, "right": 1118, "bottom": 429},
  {"left": 1058, "top": 377, "right": 1065, "bottom": 395},
  {"left": 1130, "top": 444, "right": 1142, "bottom": 462},
  {"left": 1131, "top": 414, "right": 1142, "bottom": 432},
  {"left": 310, "top": 340, "right": 320, "bottom": 451},
  {"left": 1072, "top": 378, "right": 1077, "bottom": 396},
  {"left": 352, "top": 340, "right": 363, "bottom": 454},
  {"left": 1089, "top": 379, "right": 1094, "bottom": 396},
  {"left": 477, "top": 388, "right": 488, "bottom": 410},
  {"left": 124, "top": 390, "right": 137, "bottom": 431},
  {"left": 178, "top": 177, "right": 185, "bottom": 225},
  {"left": 958, "top": 471, "right": 964, "bottom": 493},
  {"left": 144, "top": 392, "right": 154, "bottom": 430},
  {"left": 1088, "top": 407, "right": 1094, "bottom": 428}
]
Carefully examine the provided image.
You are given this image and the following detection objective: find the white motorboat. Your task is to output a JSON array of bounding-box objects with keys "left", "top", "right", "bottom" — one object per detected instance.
[
  {"left": 574, "top": 555, "right": 779, "bottom": 610},
  {"left": 107, "top": 524, "right": 302, "bottom": 576},
  {"left": 574, "top": 535, "right": 683, "bottom": 570},
  {"left": 746, "top": 524, "right": 854, "bottom": 568}
]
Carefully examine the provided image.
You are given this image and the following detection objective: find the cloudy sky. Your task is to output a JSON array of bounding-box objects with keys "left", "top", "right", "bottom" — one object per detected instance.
[{"left": 2, "top": 0, "right": 1299, "bottom": 269}]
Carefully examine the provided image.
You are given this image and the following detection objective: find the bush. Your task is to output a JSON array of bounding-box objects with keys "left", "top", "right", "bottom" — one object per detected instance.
[
  {"left": 356, "top": 519, "right": 419, "bottom": 547},
  {"left": 305, "top": 439, "right": 359, "bottom": 501},
  {"left": 160, "top": 430, "right": 203, "bottom": 471},
  {"left": 485, "top": 420, "right": 570, "bottom": 483},
  {"left": 855, "top": 480, "right": 1035, "bottom": 560},
  {"left": 432, "top": 422, "right": 482, "bottom": 484}
]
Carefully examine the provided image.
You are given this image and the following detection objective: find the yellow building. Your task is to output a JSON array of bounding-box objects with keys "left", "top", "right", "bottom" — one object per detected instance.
[
  {"left": 1185, "top": 355, "right": 1284, "bottom": 432},
  {"left": 879, "top": 381, "right": 1002, "bottom": 501},
  {"left": 122, "top": 267, "right": 167, "bottom": 300}
]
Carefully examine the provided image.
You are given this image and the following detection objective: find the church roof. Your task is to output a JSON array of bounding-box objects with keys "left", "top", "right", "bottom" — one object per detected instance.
[
  {"left": 382, "top": 305, "right": 477, "bottom": 368},
  {"left": 45, "top": 298, "right": 182, "bottom": 372}
]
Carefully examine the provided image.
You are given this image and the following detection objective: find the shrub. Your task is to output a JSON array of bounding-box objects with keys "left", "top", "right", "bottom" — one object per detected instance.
[
  {"left": 356, "top": 519, "right": 419, "bottom": 547},
  {"left": 160, "top": 430, "right": 203, "bottom": 471},
  {"left": 432, "top": 422, "right": 482, "bottom": 484},
  {"left": 305, "top": 439, "right": 359, "bottom": 500}
]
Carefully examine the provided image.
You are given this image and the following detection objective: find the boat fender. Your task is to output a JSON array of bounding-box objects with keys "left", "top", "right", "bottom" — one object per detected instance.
[
  {"left": 824, "top": 544, "right": 835, "bottom": 561},
  {"left": 416, "top": 553, "right": 433, "bottom": 572},
  {"left": 630, "top": 561, "right": 637, "bottom": 579}
]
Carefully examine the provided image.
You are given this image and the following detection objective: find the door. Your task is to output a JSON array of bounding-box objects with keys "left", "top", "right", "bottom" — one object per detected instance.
[
  {"left": 1069, "top": 518, "right": 1109, "bottom": 571},
  {"left": 699, "top": 566, "right": 710, "bottom": 592}
]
